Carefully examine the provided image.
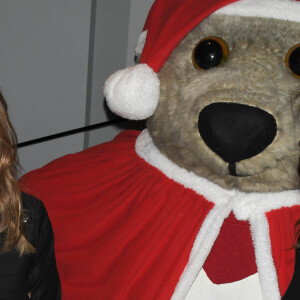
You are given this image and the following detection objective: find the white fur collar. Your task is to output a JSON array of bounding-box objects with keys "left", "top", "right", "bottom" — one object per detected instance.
[
  {"left": 135, "top": 129, "right": 299, "bottom": 219},
  {"left": 135, "top": 129, "right": 300, "bottom": 300}
]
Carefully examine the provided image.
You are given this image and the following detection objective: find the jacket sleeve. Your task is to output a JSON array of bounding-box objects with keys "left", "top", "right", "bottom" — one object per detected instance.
[
  {"left": 28, "top": 199, "right": 61, "bottom": 300},
  {"left": 282, "top": 243, "right": 300, "bottom": 300}
]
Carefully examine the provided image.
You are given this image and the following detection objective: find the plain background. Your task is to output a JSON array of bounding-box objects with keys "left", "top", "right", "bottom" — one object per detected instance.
[{"left": 0, "top": 0, "right": 154, "bottom": 174}]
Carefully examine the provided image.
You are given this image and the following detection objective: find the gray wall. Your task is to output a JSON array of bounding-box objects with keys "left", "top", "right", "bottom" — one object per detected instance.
[
  {"left": 0, "top": 0, "right": 92, "bottom": 174},
  {"left": 0, "top": 0, "right": 154, "bottom": 174},
  {"left": 84, "top": 0, "right": 132, "bottom": 148},
  {"left": 86, "top": 0, "right": 154, "bottom": 147}
]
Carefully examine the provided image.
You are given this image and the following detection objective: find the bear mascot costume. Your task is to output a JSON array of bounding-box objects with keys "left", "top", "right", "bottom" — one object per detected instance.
[{"left": 21, "top": 0, "right": 300, "bottom": 299}]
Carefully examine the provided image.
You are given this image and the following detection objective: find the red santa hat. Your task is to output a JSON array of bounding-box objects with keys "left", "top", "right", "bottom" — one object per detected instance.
[{"left": 104, "top": 0, "right": 300, "bottom": 120}]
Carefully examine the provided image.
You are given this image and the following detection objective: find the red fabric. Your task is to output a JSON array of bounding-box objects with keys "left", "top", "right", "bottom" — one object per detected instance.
[
  {"left": 20, "top": 130, "right": 299, "bottom": 299},
  {"left": 203, "top": 212, "right": 257, "bottom": 284},
  {"left": 267, "top": 206, "right": 300, "bottom": 297},
  {"left": 21, "top": 131, "right": 214, "bottom": 300},
  {"left": 141, "top": 0, "right": 239, "bottom": 72}
]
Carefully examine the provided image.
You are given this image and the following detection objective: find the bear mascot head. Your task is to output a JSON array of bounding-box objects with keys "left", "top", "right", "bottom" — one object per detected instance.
[
  {"left": 105, "top": 0, "right": 300, "bottom": 193},
  {"left": 22, "top": 0, "right": 300, "bottom": 299}
]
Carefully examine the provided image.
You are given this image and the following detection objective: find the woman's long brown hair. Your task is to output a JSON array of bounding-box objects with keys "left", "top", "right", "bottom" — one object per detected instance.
[{"left": 0, "top": 92, "right": 34, "bottom": 255}]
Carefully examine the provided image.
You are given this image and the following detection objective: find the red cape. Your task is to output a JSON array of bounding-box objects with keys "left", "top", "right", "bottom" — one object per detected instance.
[
  {"left": 21, "top": 130, "right": 300, "bottom": 299},
  {"left": 21, "top": 131, "right": 214, "bottom": 299}
]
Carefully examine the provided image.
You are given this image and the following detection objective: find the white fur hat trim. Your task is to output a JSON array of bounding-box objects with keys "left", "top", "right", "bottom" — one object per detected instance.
[
  {"left": 104, "top": 64, "right": 160, "bottom": 120},
  {"left": 135, "top": 31, "right": 147, "bottom": 58},
  {"left": 215, "top": 0, "right": 300, "bottom": 23}
]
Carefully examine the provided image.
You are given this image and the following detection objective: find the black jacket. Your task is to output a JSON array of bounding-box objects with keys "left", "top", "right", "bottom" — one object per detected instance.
[
  {"left": 283, "top": 242, "right": 300, "bottom": 299},
  {"left": 0, "top": 193, "right": 61, "bottom": 299}
]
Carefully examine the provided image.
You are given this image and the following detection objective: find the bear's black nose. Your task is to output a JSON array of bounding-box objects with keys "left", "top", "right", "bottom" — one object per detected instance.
[{"left": 198, "top": 102, "right": 277, "bottom": 164}]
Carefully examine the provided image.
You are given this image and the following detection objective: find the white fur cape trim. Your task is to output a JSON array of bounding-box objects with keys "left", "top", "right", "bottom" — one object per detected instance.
[
  {"left": 215, "top": 0, "right": 300, "bottom": 24},
  {"left": 186, "top": 269, "right": 262, "bottom": 300},
  {"left": 135, "top": 130, "right": 300, "bottom": 300},
  {"left": 104, "top": 64, "right": 160, "bottom": 120}
]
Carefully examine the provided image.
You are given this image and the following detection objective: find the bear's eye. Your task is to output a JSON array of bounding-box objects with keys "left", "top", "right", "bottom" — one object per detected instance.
[
  {"left": 285, "top": 43, "right": 300, "bottom": 78},
  {"left": 192, "top": 36, "right": 229, "bottom": 70}
]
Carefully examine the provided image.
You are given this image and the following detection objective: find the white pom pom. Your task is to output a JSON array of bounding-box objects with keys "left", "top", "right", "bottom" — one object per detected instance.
[{"left": 104, "top": 64, "right": 160, "bottom": 120}]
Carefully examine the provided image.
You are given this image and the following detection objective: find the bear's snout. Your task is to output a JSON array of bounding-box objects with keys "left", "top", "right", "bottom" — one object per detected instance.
[{"left": 198, "top": 103, "right": 277, "bottom": 166}]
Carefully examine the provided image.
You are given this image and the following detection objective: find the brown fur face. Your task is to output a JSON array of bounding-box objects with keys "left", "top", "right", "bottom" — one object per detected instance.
[{"left": 147, "top": 15, "right": 300, "bottom": 192}]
